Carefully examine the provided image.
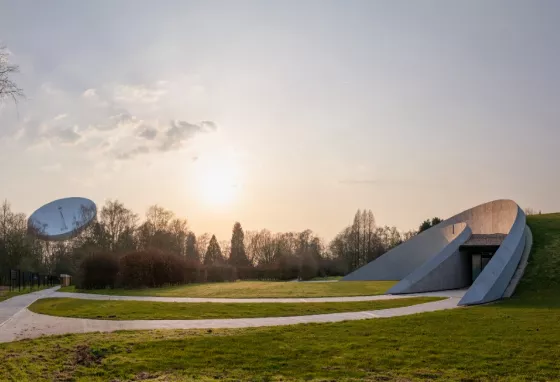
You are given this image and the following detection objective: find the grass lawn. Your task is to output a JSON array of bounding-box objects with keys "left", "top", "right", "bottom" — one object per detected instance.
[
  {"left": 28, "top": 296, "right": 442, "bottom": 320},
  {"left": 309, "top": 275, "right": 343, "bottom": 281},
  {"left": 0, "top": 285, "right": 53, "bottom": 302},
  {"left": 1, "top": 214, "right": 559, "bottom": 381},
  {"left": 59, "top": 280, "right": 396, "bottom": 298}
]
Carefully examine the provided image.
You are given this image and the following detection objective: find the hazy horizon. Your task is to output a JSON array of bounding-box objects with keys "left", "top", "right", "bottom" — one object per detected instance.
[{"left": 1, "top": 0, "right": 559, "bottom": 242}]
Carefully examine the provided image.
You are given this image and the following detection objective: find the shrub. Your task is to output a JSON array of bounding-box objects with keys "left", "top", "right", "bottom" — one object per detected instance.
[
  {"left": 299, "top": 254, "right": 318, "bottom": 281},
  {"left": 276, "top": 254, "right": 300, "bottom": 280},
  {"left": 119, "top": 249, "right": 191, "bottom": 288},
  {"left": 235, "top": 266, "right": 257, "bottom": 280},
  {"left": 319, "top": 257, "right": 348, "bottom": 277},
  {"left": 77, "top": 252, "right": 119, "bottom": 289},
  {"left": 202, "top": 264, "right": 237, "bottom": 283}
]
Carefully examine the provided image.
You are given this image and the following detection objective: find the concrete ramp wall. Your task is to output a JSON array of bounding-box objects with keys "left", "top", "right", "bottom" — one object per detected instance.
[
  {"left": 388, "top": 223, "right": 472, "bottom": 294},
  {"left": 459, "top": 205, "right": 526, "bottom": 305},
  {"left": 342, "top": 199, "right": 528, "bottom": 306},
  {"left": 342, "top": 222, "right": 467, "bottom": 281}
]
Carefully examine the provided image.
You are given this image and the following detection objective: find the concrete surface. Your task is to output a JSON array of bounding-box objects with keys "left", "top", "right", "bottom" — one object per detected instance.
[
  {"left": 343, "top": 221, "right": 467, "bottom": 281},
  {"left": 388, "top": 223, "right": 472, "bottom": 294},
  {"left": 503, "top": 225, "right": 533, "bottom": 298},
  {"left": 342, "top": 199, "right": 529, "bottom": 306},
  {"left": 0, "top": 287, "right": 60, "bottom": 327},
  {"left": 0, "top": 287, "right": 466, "bottom": 343}
]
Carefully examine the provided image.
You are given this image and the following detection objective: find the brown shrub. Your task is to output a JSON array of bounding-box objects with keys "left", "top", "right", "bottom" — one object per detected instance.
[
  {"left": 202, "top": 264, "right": 237, "bottom": 283},
  {"left": 119, "top": 249, "right": 197, "bottom": 288},
  {"left": 77, "top": 252, "right": 119, "bottom": 289}
]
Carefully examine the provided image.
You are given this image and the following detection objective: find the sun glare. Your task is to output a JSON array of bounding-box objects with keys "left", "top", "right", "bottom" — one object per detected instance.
[{"left": 194, "top": 155, "right": 240, "bottom": 207}]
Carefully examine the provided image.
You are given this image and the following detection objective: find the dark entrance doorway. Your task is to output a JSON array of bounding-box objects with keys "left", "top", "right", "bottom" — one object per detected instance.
[
  {"left": 471, "top": 252, "right": 494, "bottom": 282},
  {"left": 459, "top": 234, "right": 506, "bottom": 284}
]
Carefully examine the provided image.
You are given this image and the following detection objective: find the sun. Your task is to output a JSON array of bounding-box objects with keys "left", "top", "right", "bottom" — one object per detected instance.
[{"left": 194, "top": 155, "right": 240, "bottom": 207}]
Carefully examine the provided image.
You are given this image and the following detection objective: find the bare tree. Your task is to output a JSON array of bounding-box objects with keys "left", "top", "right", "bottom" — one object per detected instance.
[
  {"left": 0, "top": 45, "right": 24, "bottom": 104},
  {"left": 524, "top": 207, "right": 536, "bottom": 216},
  {"left": 196, "top": 233, "right": 211, "bottom": 262},
  {"left": 100, "top": 200, "right": 138, "bottom": 251}
]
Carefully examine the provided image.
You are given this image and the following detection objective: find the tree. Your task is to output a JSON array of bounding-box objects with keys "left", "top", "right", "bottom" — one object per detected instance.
[
  {"left": 229, "top": 222, "right": 250, "bottom": 267},
  {"left": 0, "top": 45, "right": 24, "bottom": 104},
  {"left": 168, "top": 218, "right": 189, "bottom": 256},
  {"left": 185, "top": 232, "right": 199, "bottom": 262},
  {"left": 196, "top": 233, "right": 211, "bottom": 262},
  {"left": 219, "top": 239, "right": 231, "bottom": 261},
  {"left": 204, "top": 235, "right": 224, "bottom": 265},
  {"left": 99, "top": 199, "right": 138, "bottom": 252},
  {"left": 418, "top": 217, "right": 443, "bottom": 233}
]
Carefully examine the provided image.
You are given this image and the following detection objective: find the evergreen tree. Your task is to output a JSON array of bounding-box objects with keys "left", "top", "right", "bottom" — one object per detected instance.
[
  {"left": 229, "top": 222, "right": 250, "bottom": 267},
  {"left": 204, "top": 235, "right": 223, "bottom": 265},
  {"left": 185, "top": 232, "right": 199, "bottom": 262}
]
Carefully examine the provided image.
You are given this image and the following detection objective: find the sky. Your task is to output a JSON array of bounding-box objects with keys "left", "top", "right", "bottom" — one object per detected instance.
[{"left": 1, "top": 0, "right": 560, "bottom": 242}]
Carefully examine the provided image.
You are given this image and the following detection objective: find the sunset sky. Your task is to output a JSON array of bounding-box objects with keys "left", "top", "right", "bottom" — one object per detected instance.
[{"left": 1, "top": 1, "right": 559, "bottom": 242}]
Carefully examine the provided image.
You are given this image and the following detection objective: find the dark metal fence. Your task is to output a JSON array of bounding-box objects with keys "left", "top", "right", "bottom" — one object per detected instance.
[{"left": 3, "top": 269, "right": 60, "bottom": 292}]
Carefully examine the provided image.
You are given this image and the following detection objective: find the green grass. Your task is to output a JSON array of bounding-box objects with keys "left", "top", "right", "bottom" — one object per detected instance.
[
  {"left": 1, "top": 214, "right": 559, "bottom": 381},
  {"left": 309, "top": 275, "right": 343, "bottom": 281},
  {"left": 28, "top": 296, "right": 442, "bottom": 320},
  {"left": 59, "top": 280, "right": 396, "bottom": 298},
  {"left": 0, "top": 285, "right": 53, "bottom": 302}
]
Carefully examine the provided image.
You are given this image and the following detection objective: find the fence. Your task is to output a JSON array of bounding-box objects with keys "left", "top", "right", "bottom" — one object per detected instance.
[{"left": 3, "top": 269, "right": 60, "bottom": 292}]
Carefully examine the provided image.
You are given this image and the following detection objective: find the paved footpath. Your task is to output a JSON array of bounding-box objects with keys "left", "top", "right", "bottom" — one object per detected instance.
[
  {"left": 53, "top": 288, "right": 467, "bottom": 303},
  {"left": 0, "top": 287, "right": 466, "bottom": 344}
]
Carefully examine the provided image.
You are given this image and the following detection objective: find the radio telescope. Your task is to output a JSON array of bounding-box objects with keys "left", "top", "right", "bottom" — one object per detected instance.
[{"left": 27, "top": 197, "right": 97, "bottom": 241}]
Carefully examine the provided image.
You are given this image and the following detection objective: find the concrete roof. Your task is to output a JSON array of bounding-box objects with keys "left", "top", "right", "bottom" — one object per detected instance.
[{"left": 461, "top": 234, "right": 507, "bottom": 247}]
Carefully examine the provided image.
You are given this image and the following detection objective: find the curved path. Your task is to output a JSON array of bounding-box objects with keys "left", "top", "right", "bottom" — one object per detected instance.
[
  {"left": 53, "top": 288, "right": 466, "bottom": 303},
  {"left": 0, "top": 287, "right": 466, "bottom": 344}
]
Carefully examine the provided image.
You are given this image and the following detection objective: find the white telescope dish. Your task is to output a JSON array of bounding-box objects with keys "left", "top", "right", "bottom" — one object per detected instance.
[{"left": 27, "top": 197, "right": 97, "bottom": 241}]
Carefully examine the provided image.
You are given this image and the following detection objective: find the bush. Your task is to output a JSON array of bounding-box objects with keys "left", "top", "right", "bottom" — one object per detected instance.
[
  {"left": 299, "top": 254, "right": 318, "bottom": 281},
  {"left": 202, "top": 264, "right": 237, "bottom": 283},
  {"left": 276, "top": 254, "right": 300, "bottom": 280},
  {"left": 236, "top": 266, "right": 257, "bottom": 280},
  {"left": 119, "top": 249, "right": 193, "bottom": 288},
  {"left": 319, "top": 257, "right": 348, "bottom": 277},
  {"left": 77, "top": 252, "right": 119, "bottom": 289}
]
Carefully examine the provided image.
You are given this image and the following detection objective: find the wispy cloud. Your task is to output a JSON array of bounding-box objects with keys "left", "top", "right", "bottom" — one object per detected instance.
[
  {"left": 82, "top": 88, "right": 97, "bottom": 98},
  {"left": 136, "top": 124, "right": 158, "bottom": 140},
  {"left": 5, "top": 80, "right": 217, "bottom": 162},
  {"left": 113, "top": 84, "right": 167, "bottom": 104},
  {"left": 44, "top": 126, "right": 81, "bottom": 144},
  {"left": 160, "top": 119, "right": 217, "bottom": 151}
]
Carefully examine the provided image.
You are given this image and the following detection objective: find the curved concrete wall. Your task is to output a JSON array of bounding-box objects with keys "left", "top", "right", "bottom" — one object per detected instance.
[
  {"left": 459, "top": 205, "right": 526, "bottom": 305},
  {"left": 388, "top": 223, "right": 472, "bottom": 294},
  {"left": 343, "top": 199, "right": 528, "bottom": 306},
  {"left": 342, "top": 221, "right": 467, "bottom": 281}
]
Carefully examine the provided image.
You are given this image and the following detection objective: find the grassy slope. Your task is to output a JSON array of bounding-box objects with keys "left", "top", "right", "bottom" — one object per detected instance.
[
  {"left": 1, "top": 214, "right": 559, "bottom": 381},
  {"left": 28, "top": 296, "right": 442, "bottom": 320},
  {"left": 58, "top": 280, "right": 396, "bottom": 298}
]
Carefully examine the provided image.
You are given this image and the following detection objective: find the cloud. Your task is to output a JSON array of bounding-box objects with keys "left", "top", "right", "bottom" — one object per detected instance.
[
  {"left": 45, "top": 126, "right": 81, "bottom": 144},
  {"left": 201, "top": 121, "right": 217, "bottom": 130},
  {"left": 115, "top": 145, "right": 150, "bottom": 160},
  {"left": 160, "top": 120, "right": 216, "bottom": 151},
  {"left": 90, "top": 110, "right": 137, "bottom": 131},
  {"left": 136, "top": 124, "right": 158, "bottom": 140},
  {"left": 82, "top": 88, "right": 97, "bottom": 98},
  {"left": 3, "top": 79, "right": 217, "bottom": 164},
  {"left": 114, "top": 84, "right": 167, "bottom": 104}
]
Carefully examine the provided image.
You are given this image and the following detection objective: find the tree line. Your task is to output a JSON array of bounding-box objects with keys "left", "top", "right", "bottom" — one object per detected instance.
[{"left": 1, "top": 199, "right": 426, "bottom": 283}]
